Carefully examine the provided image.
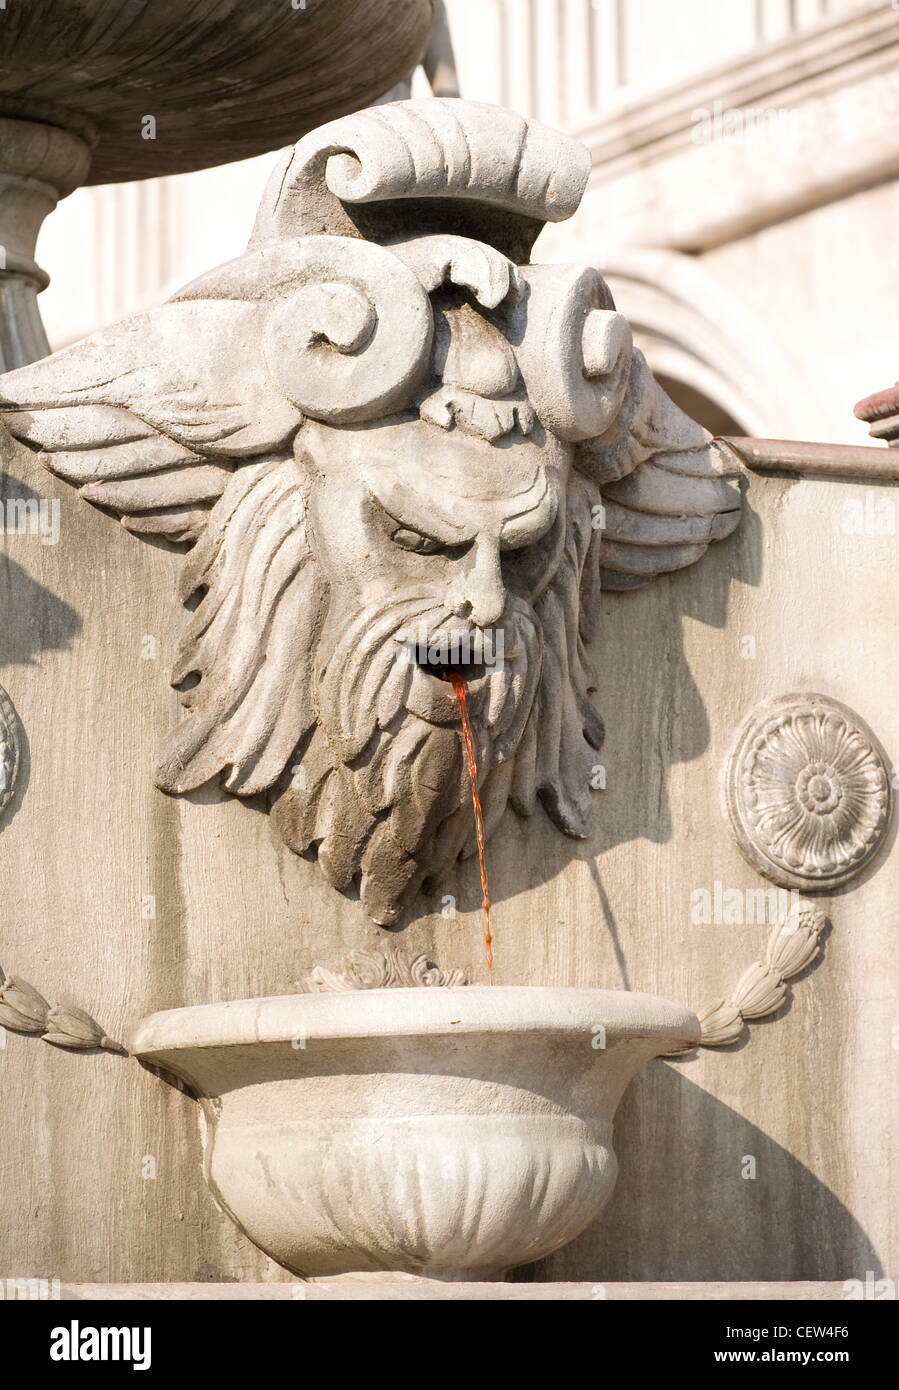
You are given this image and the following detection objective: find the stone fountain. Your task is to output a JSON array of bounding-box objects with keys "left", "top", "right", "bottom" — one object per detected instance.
[
  {"left": 0, "top": 96, "right": 731, "bottom": 1280},
  {"left": 0, "top": 87, "right": 893, "bottom": 1290}
]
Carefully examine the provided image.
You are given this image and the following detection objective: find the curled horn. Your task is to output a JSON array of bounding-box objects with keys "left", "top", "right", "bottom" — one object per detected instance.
[
  {"left": 499, "top": 265, "right": 633, "bottom": 444},
  {"left": 174, "top": 235, "right": 433, "bottom": 425},
  {"left": 250, "top": 99, "right": 591, "bottom": 246}
]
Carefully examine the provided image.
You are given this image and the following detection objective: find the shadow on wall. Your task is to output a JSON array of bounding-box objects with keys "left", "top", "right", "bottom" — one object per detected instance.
[
  {"left": 0, "top": 467, "right": 83, "bottom": 822},
  {"left": 0, "top": 469, "right": 82, "bottom": 665},
  {"left": 0, "top": 467, "right": 82, "bottom": 824},
  {"left": 590, "top": 480, "right": 764, "bottom": 859},
  {"left": 520, "top": 1062, "right": 881, "bottom": 1284}
]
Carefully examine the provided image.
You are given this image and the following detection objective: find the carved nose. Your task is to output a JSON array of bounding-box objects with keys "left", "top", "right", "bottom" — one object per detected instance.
[{"left": 451, "top": 537, "right": 506, "bottom": 629}]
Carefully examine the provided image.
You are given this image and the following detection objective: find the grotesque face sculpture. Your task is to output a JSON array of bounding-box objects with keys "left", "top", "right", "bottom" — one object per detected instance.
[{"left": 0, "top": 100, "right": 741, "bottom": 923}]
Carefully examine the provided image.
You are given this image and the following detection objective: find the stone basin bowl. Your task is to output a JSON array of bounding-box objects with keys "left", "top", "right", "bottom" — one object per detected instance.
[
  {"left": 0, "top": 0, "right": 434, "bottom": 183},
  {"left": 129, "top": 988, "right": 698, "bottom": 1281}
]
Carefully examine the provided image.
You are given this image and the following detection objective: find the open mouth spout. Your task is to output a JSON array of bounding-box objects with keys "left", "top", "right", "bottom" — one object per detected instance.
[{"left": 417, "top": 657, "right": 489, "bottom": 683}]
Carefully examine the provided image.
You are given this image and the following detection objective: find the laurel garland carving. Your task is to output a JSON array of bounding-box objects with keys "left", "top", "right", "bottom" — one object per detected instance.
[
  {"left": 302, "top": 945, "right": 467, "bottom": 993},
  {"left": 665, "top": 903, "right": 828, "bottom": 1055},
  {"left": 0, "top": 968, "right": 126, "bottom": 1053}
]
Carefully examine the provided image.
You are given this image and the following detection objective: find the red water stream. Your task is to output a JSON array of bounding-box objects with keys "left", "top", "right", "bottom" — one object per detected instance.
[{"left": 448, "top": 671, "right": 494, "bottom": 986}]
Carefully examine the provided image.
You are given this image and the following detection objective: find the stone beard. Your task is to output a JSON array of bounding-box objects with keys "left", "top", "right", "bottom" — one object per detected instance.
[
  {"left": 0, "top": 98, "right": 741, "bottom": 924},
  {"left": 151, "top": 397, "right": 603, "bottom": 925}
]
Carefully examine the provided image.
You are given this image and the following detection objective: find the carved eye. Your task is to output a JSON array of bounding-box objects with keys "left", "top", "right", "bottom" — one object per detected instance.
[{"left": 390, "top": 526, "right": 443, "bottom": 555}]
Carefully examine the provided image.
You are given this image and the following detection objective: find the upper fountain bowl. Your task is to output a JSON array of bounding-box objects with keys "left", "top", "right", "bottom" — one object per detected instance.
[
  {"left": 130, "top": 987, "right": 699, "bottom": 1281},
  {"left": 0, "top": 0, "right": 434, "bottom": 183}
]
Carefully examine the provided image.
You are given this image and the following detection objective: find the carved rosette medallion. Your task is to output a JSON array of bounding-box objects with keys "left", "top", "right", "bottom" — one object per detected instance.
[
  {"left": 725, "top": 693, "right": 891, "bottom": 891},
  {"left": 0, "top": 685, "right": 21, "bottom": 819}
]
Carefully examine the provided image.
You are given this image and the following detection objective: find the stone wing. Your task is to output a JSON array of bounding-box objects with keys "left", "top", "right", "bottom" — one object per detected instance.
[
  {"left": 576, "top": 349, "right": 743, "bottom": 591},
  {"left": 0, "top": 297, "right": 318, "bottom": 798},
  {"left": 0, "top": 299, "right": 302, "bottom": 543}
]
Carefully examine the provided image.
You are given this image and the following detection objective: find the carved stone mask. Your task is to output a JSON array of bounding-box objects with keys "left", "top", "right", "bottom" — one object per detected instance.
[{"left": 0, "top": 100, "right": 741, "bottom": 924}]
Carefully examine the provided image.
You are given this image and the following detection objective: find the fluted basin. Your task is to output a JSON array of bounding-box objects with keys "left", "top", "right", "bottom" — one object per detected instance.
[
  {"left": 130, "top": 988, "right": 698, "bottom": 1281},
  {"left": 0, "top": 0, "right": 433, "bottom": 182}
]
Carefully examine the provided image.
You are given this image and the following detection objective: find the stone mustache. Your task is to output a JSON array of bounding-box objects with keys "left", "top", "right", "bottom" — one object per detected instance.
[{"left": 0, "top": 101, "right": 741, "bottom": 924}]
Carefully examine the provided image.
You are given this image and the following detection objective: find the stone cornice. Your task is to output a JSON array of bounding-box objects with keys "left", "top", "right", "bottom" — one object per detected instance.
[
  {"left": 567, "top": 3, "right": 899, "bottom": 250},
  {"left": 574, "top": 4, "right": 899, "bottom": 168}
]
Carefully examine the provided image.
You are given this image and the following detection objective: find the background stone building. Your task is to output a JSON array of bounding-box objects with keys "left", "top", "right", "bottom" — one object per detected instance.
[{"left": 38, "top": 0, "right": 899, "bottom": 444}]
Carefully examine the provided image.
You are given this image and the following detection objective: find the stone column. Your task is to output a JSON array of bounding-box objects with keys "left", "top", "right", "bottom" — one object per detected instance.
[{"left": 0, "top": 118, "right": 92, "bottom": 369}]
